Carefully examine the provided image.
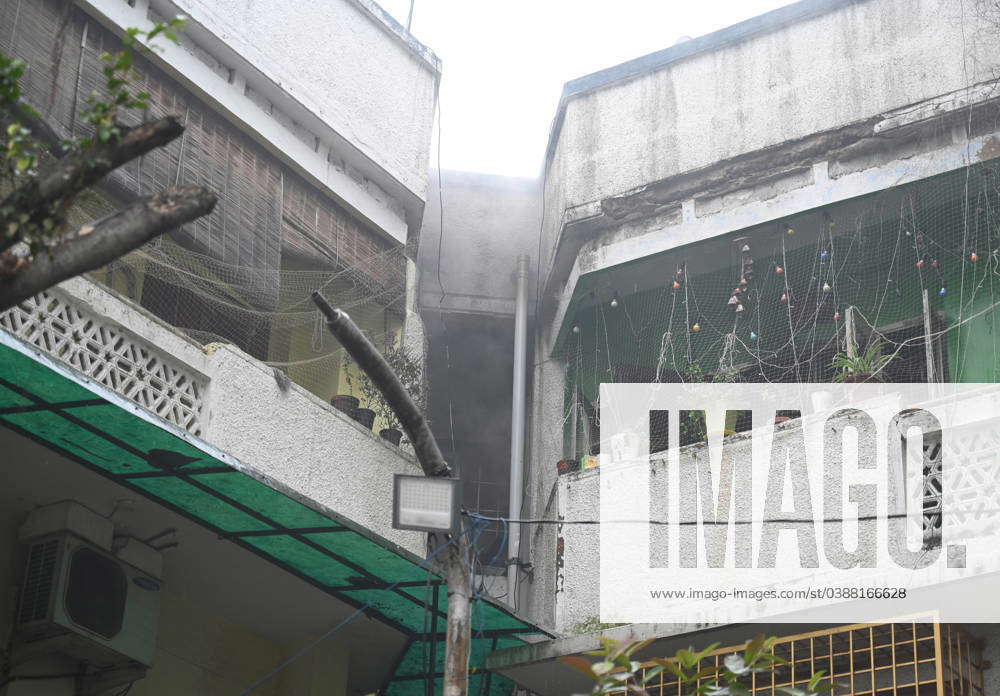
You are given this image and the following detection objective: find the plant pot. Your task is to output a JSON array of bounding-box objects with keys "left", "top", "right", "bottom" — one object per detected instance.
[
  {"left": 380, "top": 428, "right": 403, "bottom": 446},
  {"left": 774, "top": 410, "right": 801, "bottom": 425},
  {"left": 353, "top": 407, "right": 376, "bottom": 430},
  {"left": 557, "top": 459, "right": 579, "bottom": 475},
  {"left": 331, "top": 394, "right": 359, "bottom": 415},
  {"left": 842, "top": 373, "right": 873, "bottom": 383}
]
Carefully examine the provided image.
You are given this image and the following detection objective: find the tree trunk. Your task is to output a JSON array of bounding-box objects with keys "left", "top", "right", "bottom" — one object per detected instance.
[
  {"left": 1, "top": 116, "right": 185, "bottom": 254},
  {"left": 0, "top": 184, "right": 216, "bottom": 311}
]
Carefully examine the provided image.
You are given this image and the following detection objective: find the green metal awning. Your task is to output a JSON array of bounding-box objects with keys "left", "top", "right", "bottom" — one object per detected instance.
[{"left": 0, "top": 331, "right": 550, "bottom": 695}]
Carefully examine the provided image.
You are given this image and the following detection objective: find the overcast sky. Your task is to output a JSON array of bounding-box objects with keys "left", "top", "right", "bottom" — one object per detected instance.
[{"left": 375, "top": 0, "right": 797, "bottom": 177}]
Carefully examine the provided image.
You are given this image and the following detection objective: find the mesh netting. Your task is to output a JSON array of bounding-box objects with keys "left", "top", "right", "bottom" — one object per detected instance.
[
  {"left": 559, "top": 163, "right": 1000, "bottom": 454},
  {"left": 95, "top": 239, "right": 407, "bottom": 401},
  {"left": 0, "top": 0, "right": 410, "bottom": 408}
]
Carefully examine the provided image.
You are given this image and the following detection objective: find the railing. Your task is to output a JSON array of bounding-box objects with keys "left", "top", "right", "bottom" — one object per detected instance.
[
  {"left": 0, "top": 286, "right": 207, "bottom": 435},
  {"left": 634, "top": 621, "right": 983, "bottom": 696}
]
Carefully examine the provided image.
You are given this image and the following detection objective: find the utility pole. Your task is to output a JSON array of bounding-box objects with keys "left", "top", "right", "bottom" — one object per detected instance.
[{"left": 312, "top": 293, "right": 471, "bottom": 696}]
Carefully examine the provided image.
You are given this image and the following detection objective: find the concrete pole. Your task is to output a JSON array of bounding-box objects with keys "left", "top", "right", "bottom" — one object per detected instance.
[{"left": 507, "top": 255, "right": 530, "bottom": 601}]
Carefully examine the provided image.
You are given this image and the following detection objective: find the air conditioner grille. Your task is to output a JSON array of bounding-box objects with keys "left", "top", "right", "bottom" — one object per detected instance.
[
  {"left": 18, "top": 538, "right": 59, "bottom": 624},
  {"left": 66, "top": 547, "right": 127, "bottom": 638}
]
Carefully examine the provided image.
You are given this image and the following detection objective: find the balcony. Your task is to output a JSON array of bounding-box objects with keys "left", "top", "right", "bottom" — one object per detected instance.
[{"left": 0, "top": 275, "right": 426, "bottom": 555}]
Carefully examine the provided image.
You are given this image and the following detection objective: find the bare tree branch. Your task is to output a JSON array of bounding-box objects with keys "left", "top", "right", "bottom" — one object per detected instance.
[
  {"left": 0, "top": 185, "right": 216, "bottom": 312},
  {"left": 312, "top": 291, "right": 452, "bottom": 478},
  {"left": 0, "top": 116, "right": 185, "bottom": 253}
]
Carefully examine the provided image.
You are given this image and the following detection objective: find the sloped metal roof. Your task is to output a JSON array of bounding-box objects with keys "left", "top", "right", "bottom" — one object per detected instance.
[{"left": 0, "top": 331, "right": 549, "bottom": 694}]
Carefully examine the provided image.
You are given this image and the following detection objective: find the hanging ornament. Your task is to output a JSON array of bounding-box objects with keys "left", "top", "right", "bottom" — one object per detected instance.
[
  {"left": 739, "top": 277, "right": 748, "bottom": 286},
  {"left": 822, "top": 282, "right": 831, "bottom": 293},
  {"left": 676, "top": 268, "right": 684, "bottom": 278},
  {"left": 786, "top": 224, "right": 795, "bottom": 236},
  {"left": 939, "top": 287, "right": 947, "bottom": 296},
  {"left": 931, "top": 259, "right": 940, "bottom": 269},
  {"left": 780, "top": 293, "right": 789, "bottom": 304},
  {"left": 692, "top": 323, "right": 701, "bottom": 332},
  {"left": 727, "top": 295, "right": 739, "bottom": 306},
  {"left": 750, "top": 331, "right": 758, "bottom": 341},
  {"left": 735, "top": 303, "right": 745, "bottom": 313},
  {"left": 916, "top": 259, "right": 925, "bottom": 269},
  {"left": 741, "top": 244, "right": 750, "bottom": 253},
  {"left": 672, "top": 279, "right": 682, "bottom": 290},
  {"left": 820, "top": 250, "right": 829, "bottom": 261},
  {"left": 776, "top": 266, "right": 784, "bottom": 275},
  {"left": 610, "top": 292, "right": 619, "bottom": 308},
  {"left": 833, "top": 311, "right": 842, "bottom": 322},
  {"left": 970, "top": 252, "right": 979, "bottom": 263},
  {"left": 572, "top": 325, "right": 580, "bottom": 334}
]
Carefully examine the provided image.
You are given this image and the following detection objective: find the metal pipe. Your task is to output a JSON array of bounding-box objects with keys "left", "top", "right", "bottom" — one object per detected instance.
[{"left": 507, "top": 255, "right": 530, "bottom": 601}]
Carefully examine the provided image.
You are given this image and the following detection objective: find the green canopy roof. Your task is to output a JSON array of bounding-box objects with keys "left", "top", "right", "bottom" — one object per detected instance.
[{"left": 0, "top": 331, "right": 549, "bottom": 695}]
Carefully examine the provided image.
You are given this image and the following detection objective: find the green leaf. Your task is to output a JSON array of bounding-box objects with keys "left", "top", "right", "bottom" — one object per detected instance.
[
  {"left": 744, "top": 634, "right": 766, "bottom": 663},
  {"left": 777, "top": 688, "right": 807, "bottom": 696},
  {"left": 729, "top": 683, "right": 751, "bottom": 696},
  {"left": 641, "top": 665, "right": 664, "bottom": 684},
  {"left": 592, "top": 661, "right": 614, "bottom": 676}
]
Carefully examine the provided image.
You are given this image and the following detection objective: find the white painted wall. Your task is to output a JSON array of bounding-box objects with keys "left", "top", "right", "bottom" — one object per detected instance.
[
  {"left": 200, "top": 343, "right": 426, "bottom": 555},
  {"left": 169, "top": 0, "right": 439, "bottom": 200}
]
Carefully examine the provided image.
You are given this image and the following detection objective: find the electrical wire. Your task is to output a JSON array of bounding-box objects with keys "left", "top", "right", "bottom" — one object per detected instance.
[{"left": 463, "top": 509, "right": 996, "bottom": 526}]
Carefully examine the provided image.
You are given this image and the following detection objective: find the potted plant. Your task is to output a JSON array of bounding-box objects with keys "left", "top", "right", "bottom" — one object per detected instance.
[
  {"left": 831, "top": 340, "right": 894, "bottom": 383},
  {"left": 330, "top": 394, "right": 359, "bottom": 416},
  {"left": 346, "top": 341, "right": 424, "bottom": 444}
]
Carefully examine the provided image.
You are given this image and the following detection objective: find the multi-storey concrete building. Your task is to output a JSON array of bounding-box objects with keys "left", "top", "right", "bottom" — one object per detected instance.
[
  {"left": 444, "top": 0, "right": 1000, "bottom": 693},
  {"left": 7, "top": 0, "right": 1000, "bottom": 694},
  {"left": 0, "top": 1, "right": 545, "bottom": 694}
]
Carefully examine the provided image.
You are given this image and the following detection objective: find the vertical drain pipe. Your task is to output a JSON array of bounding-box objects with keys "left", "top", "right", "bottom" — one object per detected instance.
[{"left": 507, "top": 254, "right": 530, "bottom": 602}]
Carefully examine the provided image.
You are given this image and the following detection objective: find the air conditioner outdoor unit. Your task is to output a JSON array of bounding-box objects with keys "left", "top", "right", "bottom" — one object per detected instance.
[{"left": 16, "top": 531, "right": 162, "bottom": 669}]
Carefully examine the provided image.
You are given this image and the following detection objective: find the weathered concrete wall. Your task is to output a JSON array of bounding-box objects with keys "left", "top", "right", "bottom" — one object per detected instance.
[
  {"left": 517, "top": 330, "right": 566, "bottom": 631},
  {"left": 540, "top": 0, "right": 1000, "bottom": 274},
  {"left": 419, "top": 170, "right": 541, "bottom": 316}
]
